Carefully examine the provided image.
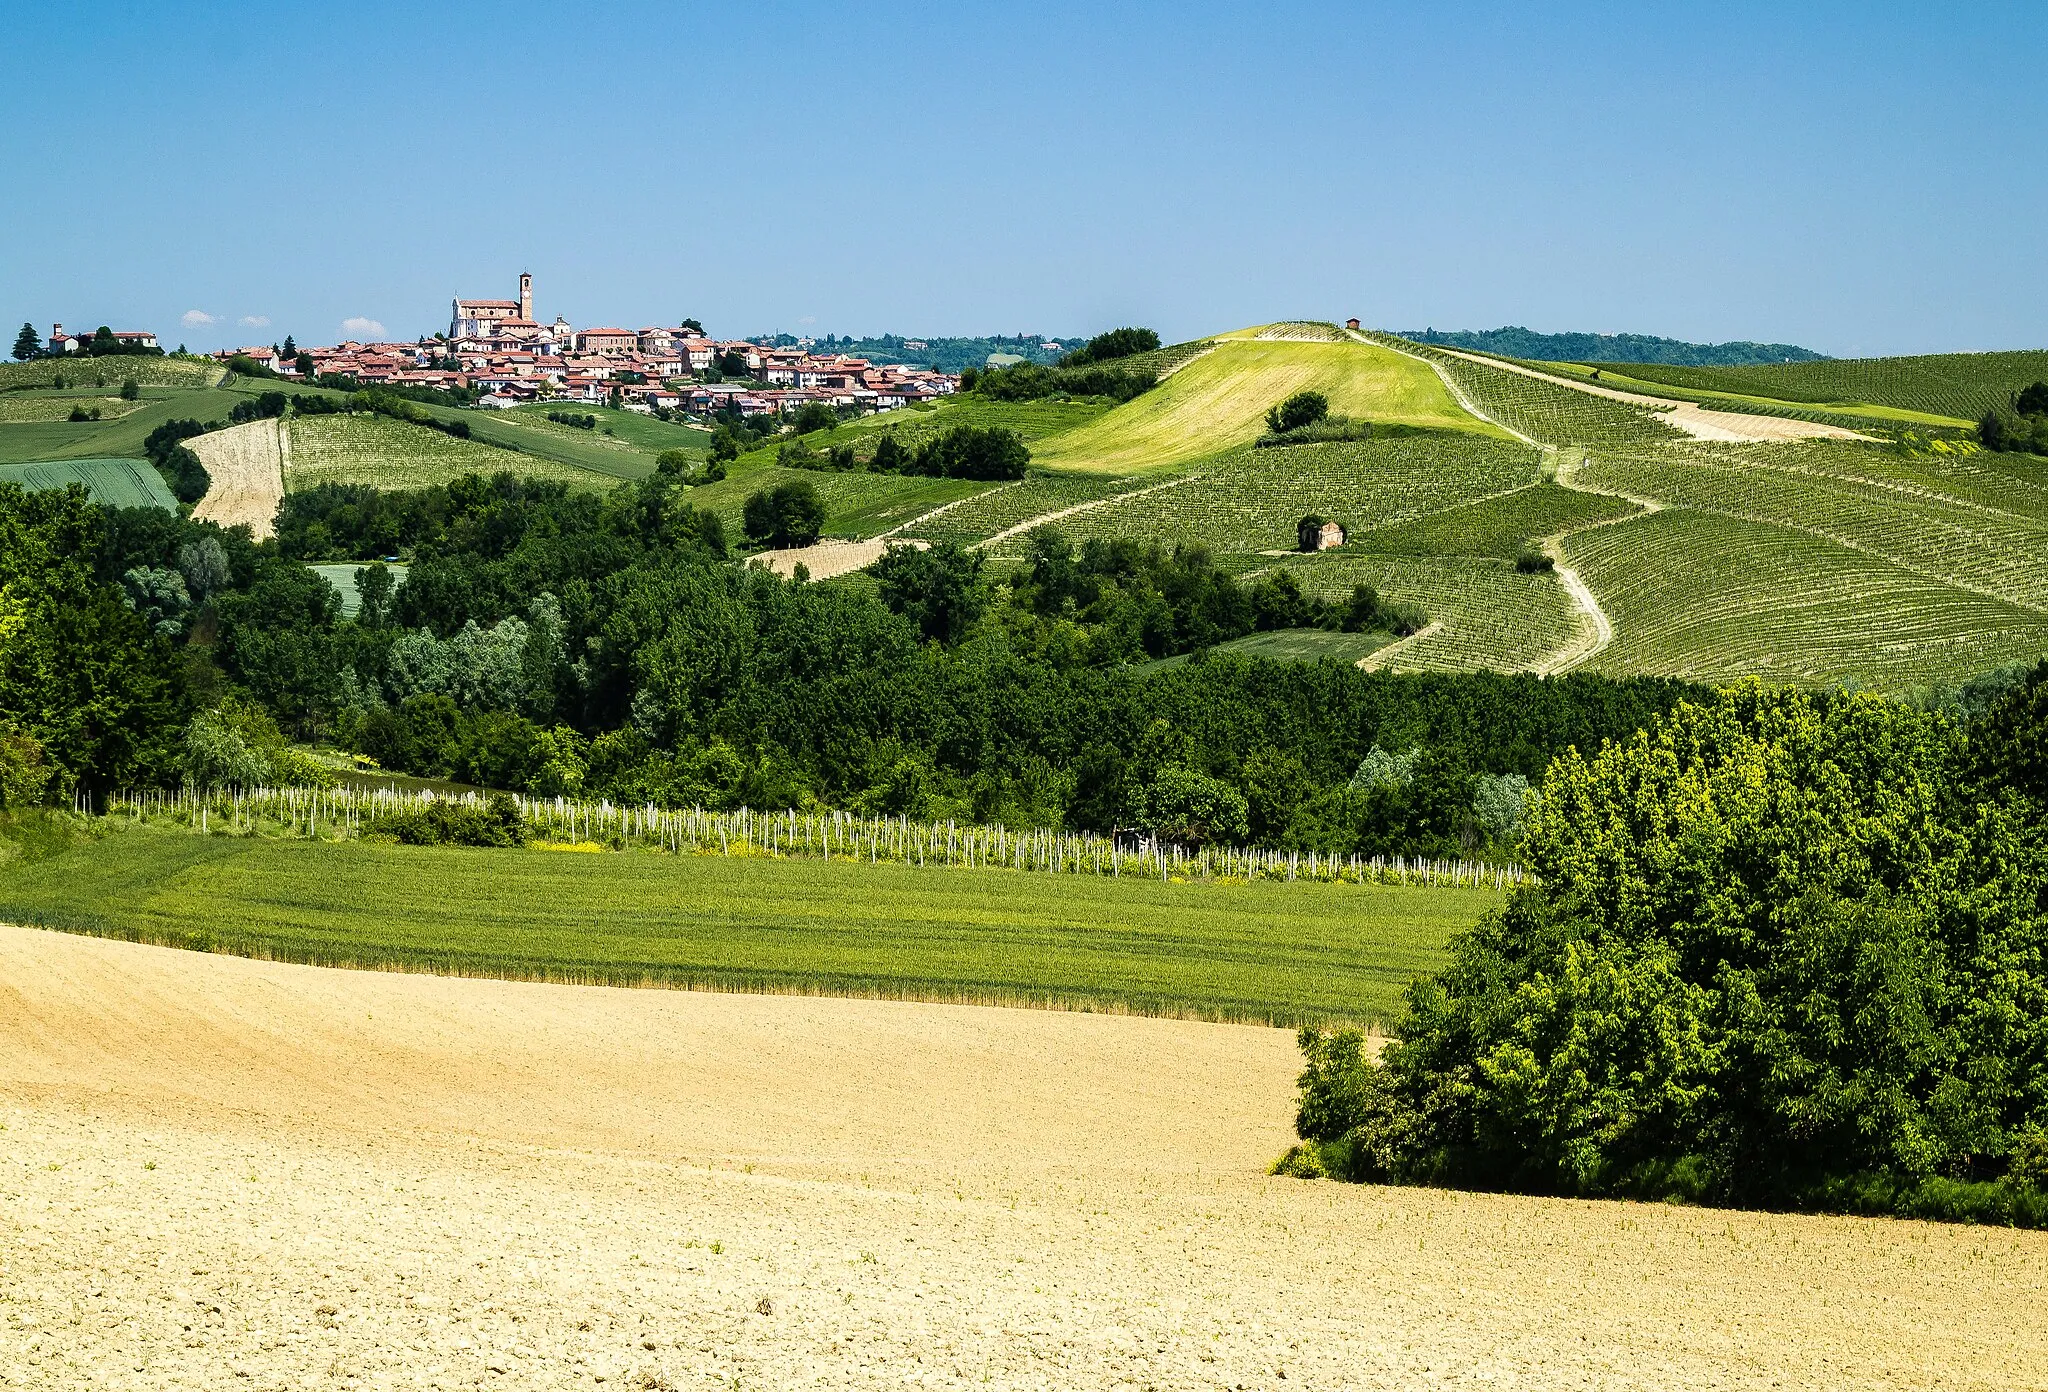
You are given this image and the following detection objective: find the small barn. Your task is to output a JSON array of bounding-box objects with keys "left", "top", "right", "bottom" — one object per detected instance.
[
  {"left": 1345, "top": 317, "right": 1361, "bottom": 330},
  {"left": 1298, "top": 515, "right": 1347, "bottom": 552}
]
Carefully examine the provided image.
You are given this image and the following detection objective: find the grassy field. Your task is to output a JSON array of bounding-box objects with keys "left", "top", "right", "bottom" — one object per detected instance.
[
  {"left": 0, "top": 826, "right": 1487, "bottom": 1024},
  {"left": 0, "top": 457, "right": 179, "bottom": 510},
  {"left": 0, "top": 387, "right": 245, "bottom": 464},
  {"left": 1588, "top": 350, "right": 2048, "bottom": 424},
  {"left": 1029, "top": 336, "right": 1515, "bottom": 473},
  {"left": 284, "top": 414, "right": 615, "bottom": 493},
  {"left": 308, "top": 561, "right": 410, "bottom": 616}
]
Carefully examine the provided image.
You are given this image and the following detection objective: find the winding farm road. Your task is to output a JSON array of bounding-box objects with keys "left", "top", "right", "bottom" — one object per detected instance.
[
  {"left": 1353, "top": 329, "right": 1632, "bottom": 674},
  {"left": 972, "top": 472, "right": 1204, "bottom": 550}
]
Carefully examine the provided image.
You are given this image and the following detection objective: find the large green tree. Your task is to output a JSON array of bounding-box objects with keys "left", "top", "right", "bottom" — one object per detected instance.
[
  {"left": 1291, "top": 680, "right": 2048, "bottom": 1218},
  {"left": 11, "top": 322, "right": 39, "bottom": 361},
  {"left": 0, "top": 485, "right": 186, "bottom": 799}
]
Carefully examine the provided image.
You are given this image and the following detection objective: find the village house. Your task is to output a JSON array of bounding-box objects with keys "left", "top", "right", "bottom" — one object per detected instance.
[{"left": 47, "top": 323, "right": 159, "bottom": 354}]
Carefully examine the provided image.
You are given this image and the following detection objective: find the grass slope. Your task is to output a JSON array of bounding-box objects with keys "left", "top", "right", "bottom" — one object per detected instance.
[
  {"left": 0, "top": 829, "right": 1485, "bottom": 1024},
  {"left": 0, "top": 458, "right": 179, "bottom": 511},
  {"left": 0, "top": 387, "right": 246, "bottom": 464},
  {"left": 1587, "top": 351, "right": 2048, "bottom": 425},
  {"left": 284, "top": 414, "right": 613, "bottom": 493},
  {"left": 1031, "top": 336, "right": 1513, "bottom": 473}
]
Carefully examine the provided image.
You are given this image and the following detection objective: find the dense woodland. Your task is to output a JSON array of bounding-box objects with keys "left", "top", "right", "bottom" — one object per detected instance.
[{"left": 1, "top": 473, "right": 1700, "bottom": 861}]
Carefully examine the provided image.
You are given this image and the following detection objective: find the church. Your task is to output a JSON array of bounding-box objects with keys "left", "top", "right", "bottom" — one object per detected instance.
[{"left": 450, "top": 273, "right": 567, "bottom": 342}]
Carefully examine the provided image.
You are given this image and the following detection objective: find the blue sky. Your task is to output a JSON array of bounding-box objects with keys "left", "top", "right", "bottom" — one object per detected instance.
[{"left": 4, "top": 2, "right": 2043, "bottom": 357}]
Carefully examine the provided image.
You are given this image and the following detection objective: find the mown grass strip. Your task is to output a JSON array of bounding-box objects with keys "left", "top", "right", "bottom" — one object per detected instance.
[{"left": 0, "top": 829, "right": 1490, "bottom": 1025}]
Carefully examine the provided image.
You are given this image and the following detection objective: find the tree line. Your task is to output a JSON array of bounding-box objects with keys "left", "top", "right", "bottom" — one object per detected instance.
[{"left": 2, "top": 471, "right": 1701, "bottom": 866}]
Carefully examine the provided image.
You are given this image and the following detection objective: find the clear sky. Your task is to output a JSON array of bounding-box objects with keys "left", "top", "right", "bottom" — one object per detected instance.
[{"left": 4, "top": 2, "right": 2043, "bottom": 357}]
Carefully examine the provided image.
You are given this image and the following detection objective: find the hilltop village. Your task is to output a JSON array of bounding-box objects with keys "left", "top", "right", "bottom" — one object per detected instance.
[{"left": 210, "top": 274, "right": 961, "bottom": 417}]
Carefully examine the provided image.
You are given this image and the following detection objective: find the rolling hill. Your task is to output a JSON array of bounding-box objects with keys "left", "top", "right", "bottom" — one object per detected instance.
[{"left": 1028, "top": 330, "right": 1516, "bottom": 472}]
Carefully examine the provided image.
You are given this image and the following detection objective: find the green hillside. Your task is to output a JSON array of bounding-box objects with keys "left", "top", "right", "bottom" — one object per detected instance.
[
  {"left": 1388, "top": 336, "right": 2048, "bottom": 687},
  {"left": 0, "top": 457, "right": 178, "bottom": 510},
  {"left": 1029, "top": 334, "right": 1515, "bottom": 473},
  {"left": 0, "top": 387, "right": 245, "bottom": 464},
  {"left": 1587, "top": 350, "right": 2048, "bottom": 424}
]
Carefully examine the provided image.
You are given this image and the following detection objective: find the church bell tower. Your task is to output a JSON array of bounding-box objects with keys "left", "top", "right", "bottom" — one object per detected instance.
[{"left": 519, "top": 272, "right": 533, "bottom": 321}]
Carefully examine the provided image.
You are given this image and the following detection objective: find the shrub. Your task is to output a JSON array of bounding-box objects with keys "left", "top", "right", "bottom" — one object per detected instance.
[
  {"left": 1265, "top": 390, "right": 1328, "bottom": 435},
  {"left": 368, "top": 792, "right": 529, "bottom": 847},
  {"left": 1514, "top": 547, "right": 1555, "bottom": 573},
  {"left": 119, "top": 378, "right": 139, "bottom": 400},
  {"left": 0, "top": 725, "right": 55, "bottom": 808}
]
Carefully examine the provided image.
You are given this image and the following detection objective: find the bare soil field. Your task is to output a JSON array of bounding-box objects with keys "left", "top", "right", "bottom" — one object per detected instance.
[
  {"left": 750, "top": 538, "right": 924, "bottom": 580},
  {"left": 189, "top": 418, "right": 287, "bottom": 538},
  {"left": 3, "top": 924, "right": 2044, "bottom": 1390}
]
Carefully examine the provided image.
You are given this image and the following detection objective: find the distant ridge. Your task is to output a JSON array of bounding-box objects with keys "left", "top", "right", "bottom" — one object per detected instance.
[{"left": 1395, "top": 326, "right": 1827, "bottom": 367}]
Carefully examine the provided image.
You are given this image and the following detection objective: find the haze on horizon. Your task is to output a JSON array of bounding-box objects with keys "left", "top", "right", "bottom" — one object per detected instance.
[{"left": 2, "top": 1, "right": 2043, "bottom": 358}]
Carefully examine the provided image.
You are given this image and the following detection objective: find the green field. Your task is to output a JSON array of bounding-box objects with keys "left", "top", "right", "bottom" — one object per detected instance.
[
  {"left": 0, "top": 827, "right": 1489, "bottom": 1024},
  {"left": 309, "top": 562, "right": 410, "bottom": 616},
  {"left": 284, "top": 414, "right": 613, "bottom": 493},
  {"left": 1279, "top": 550, "right": 1592, "bottom": 674},
  {"left": 0, "top": 457, "right": 179, "bottom": 510},
  {"left": 1030, "top": 335, "right": 1515, "bottom": 473},
  {"left": 0, "top": 387, "right": 246, "bottom": 464},
  {"left": 1584, "top": 350, "right": 2048, "bottom": 425}
]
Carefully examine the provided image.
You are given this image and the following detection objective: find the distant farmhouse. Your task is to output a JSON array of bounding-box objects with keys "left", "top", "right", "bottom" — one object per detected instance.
[{"left": 46, "top": 323, "right": 159, "bottom": 354}]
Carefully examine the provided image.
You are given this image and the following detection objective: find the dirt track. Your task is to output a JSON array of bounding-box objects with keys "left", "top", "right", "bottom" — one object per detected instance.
[
  {"left": 189, "top": 418, "right": 287, "bottom": 539},
  {"left": 4, "top": 924, "right": 2045, "bottom": 1390}
]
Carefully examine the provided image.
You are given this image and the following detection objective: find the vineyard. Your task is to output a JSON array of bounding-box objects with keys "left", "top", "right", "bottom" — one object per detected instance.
[
  {"left": 0, "top": 355, "right": 225, "bottom": 389},
  {"left": 1562, "top": 506, "right": 2048, "bottom": 686},
  {"left": 1277, "top": 551, "right": 1590, "bottom": 674},
  {"left": 1346, "top": 481, "right": 1638, "bottom": 559},
  {"left": 283, "top": 413, "right": 607, "bottom": 492},
  {"left": 1593, "top": 350, "right": 2048, "bottom": 424},
  {"left": 0, "top": 457, "right": 179, "bottom": 511},
  {"left": 0, "top": 393, "right": 148, "bottom": 423},
  {"left": 1338, "top": 336, "right": 2048, "bottom": 684},
  {"left": 1053, "top": 434, "right": 1543, "bottom": 556}
]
